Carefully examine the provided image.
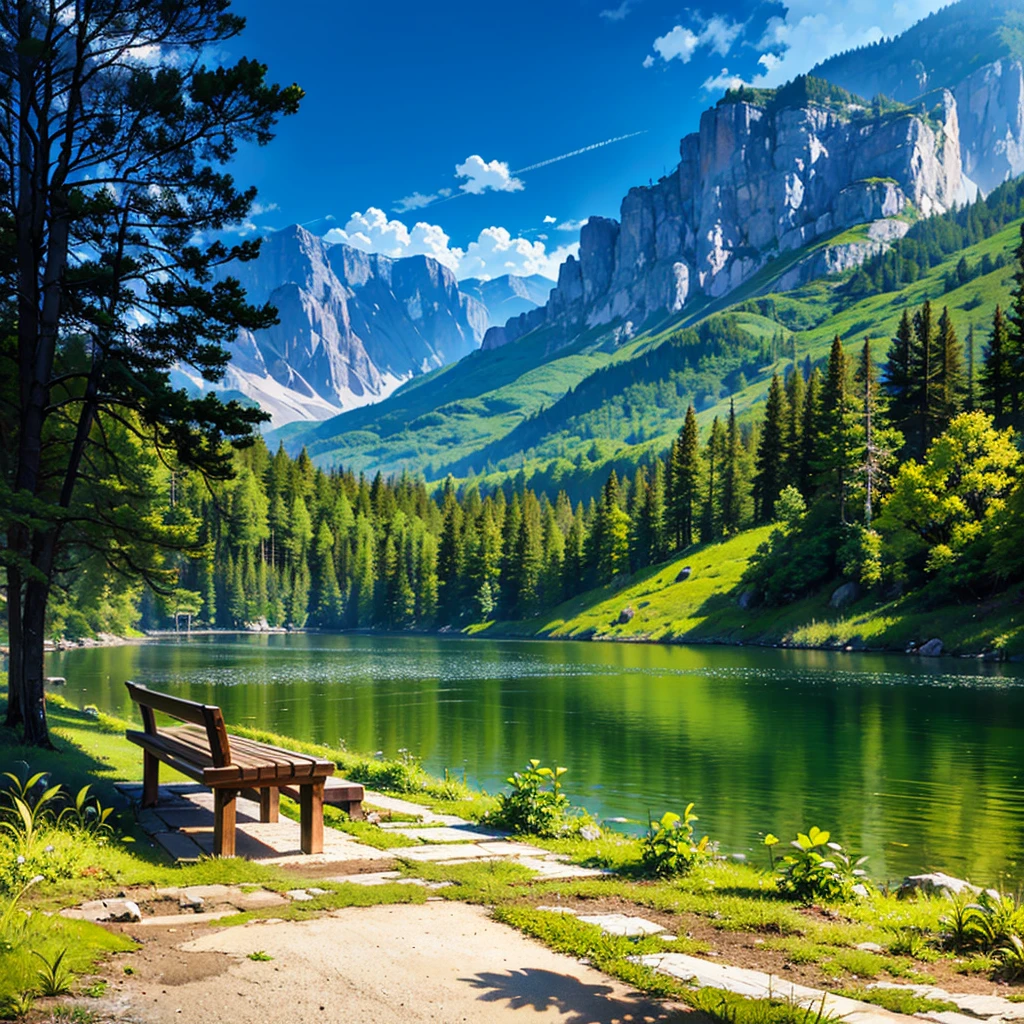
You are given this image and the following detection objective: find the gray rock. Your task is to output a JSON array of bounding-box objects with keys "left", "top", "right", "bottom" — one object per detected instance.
[
  {"left": 829, "top": 581, "right": 861, "bottom": 609},
  {"left": 618, "top": 606, "right": 635, "bottom": 624},
  {"left": 855, "top": 941, "right": 884, "bottom": 953},
  {"left": 900, "top": 872, "right": 977, "bottom": 897},
  {"left": 66, "top": 899, "right": 142, "bottom": 923},
  {"left": 676, "top": 566, "right": 693, "bottom": 582},
  {"left": 917, "top": 638, "right": 944, "bottom": 657},
  {"left": 737, "top": 589, "right": 758, "bottom": 610}
]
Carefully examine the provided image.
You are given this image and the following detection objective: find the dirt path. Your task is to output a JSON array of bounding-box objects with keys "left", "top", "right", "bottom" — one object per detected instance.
[{"left": 108, "top": 901, "right": 687, "bottom": 1023}]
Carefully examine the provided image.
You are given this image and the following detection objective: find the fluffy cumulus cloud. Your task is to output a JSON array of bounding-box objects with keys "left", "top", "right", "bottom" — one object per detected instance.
[
  {"left": 455, "top": 155, "right": 524, "bottom": 195},
  {"left": 647, "top": 15, "right": 743, "bottom": 66},
  {"left": 543, "top": 214, "right": 557, "bottom": 224},
  {"left": 460, "top": 227, "right": 577, "bottom": 281},
  {"left": 324, "top": 208, "right": 462, "bottom": 273},
  {"left": 701, "top": 68, "right": 749, "bottom": 94},
  {"left": 324, "top": 210, "right": 576, "bottom": 281},
  {"left": 556, "top": 218, "right": 589, "bottom": 232}
]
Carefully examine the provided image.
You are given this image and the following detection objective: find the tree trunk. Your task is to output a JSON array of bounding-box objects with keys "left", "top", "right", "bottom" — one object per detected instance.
[
  {"left": 19, "top": 575, "right": 51, "bottom": 747},
  {"left": 4, "top": 568, "right": 24, "bottom": 728}
]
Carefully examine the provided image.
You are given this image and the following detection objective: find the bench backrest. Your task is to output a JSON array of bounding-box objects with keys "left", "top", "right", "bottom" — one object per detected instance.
[{"left": 125, "top": 681, "right": 232, "bottom": 768}]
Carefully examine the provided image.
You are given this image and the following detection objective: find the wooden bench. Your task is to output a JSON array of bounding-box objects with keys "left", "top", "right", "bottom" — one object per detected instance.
[{"left": 124, "top": 682, "right": 334, "bottom": 857}]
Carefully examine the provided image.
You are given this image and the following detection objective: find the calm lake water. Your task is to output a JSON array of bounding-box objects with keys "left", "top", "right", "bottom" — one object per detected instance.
[{"left": 48, "top": 633, "right": 1024, "bottom": 886}]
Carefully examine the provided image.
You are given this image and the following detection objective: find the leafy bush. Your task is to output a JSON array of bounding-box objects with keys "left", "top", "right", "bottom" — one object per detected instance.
[
  {"left": 773, "top": 826, "right": 869, "bottom": 904},
  {"left": 641, "top": 805, "right": 711, "bottom": 878},
  {"left": 489, "top": 760, "right": 570, "bottom": 838}
]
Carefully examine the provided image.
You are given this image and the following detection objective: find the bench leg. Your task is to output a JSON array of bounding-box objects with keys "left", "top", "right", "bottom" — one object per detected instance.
[
  {"left": 345, "top": 800, "right": 364, "bottom": 822},
  {"left": 213, "top": 789, "right": 237, "bottom": 857},
  {"left": 299, "top": 781, "right": 324, "bottom": 855},
  {"left": 142, "top": 751, "right": 159, "bottom": 808},
  {"left": 259, "top": 787, "right": 279, "bottom": 824}
]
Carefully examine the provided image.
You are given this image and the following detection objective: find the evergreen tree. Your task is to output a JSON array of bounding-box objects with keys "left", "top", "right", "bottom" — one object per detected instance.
[
  {"left": 981, "top": 305, "right": 1011, "bottom": 427},
  {"left": 784, "top": 365, "right": 805, "bottom": 491},
  {"left": 721, "top": 401, "right": 744, "bottom": 535},
  {"left": 1007, "top": 221, "right": 1024, "bottom": 427},
  {"left": 702, "top": 416, "right": 726, "bottom": 539},
  {"left": 753, "top": 374, "right": 788, "bottom": 521},
  {"left": 912, "top": 299, "right": 942, "bottom": 456},
  {"left": 668, "top": 406, "right": 701, "bottom": 549},
  {"left": 817, "top": 336, "right": 857, "bottom": 522},
  {"left": 884, "top": 309, "right": 916, "bottom": 450},
  {"left": 596, "top": 472, "right": 631, "bottom": 582},
  {"left": 798, "top": 369, "right": 823, "bottom": 498},
  {"left": 936, "top": 306, "right": 965, "bottom": 429},
  {"left": 436, "top": 486, "right": 464, "bottom": 623}
]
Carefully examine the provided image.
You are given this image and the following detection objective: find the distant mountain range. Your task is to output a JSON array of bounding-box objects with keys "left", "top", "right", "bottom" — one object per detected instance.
[
  {"left": 264, "top": 0, "right": 1024, "bottom": 493},
  {"left": 176, "top": 227, "right": 551, "bottom": 427},
  {"left": 458, "top": 275, "right": 552, "bottom": 328}
]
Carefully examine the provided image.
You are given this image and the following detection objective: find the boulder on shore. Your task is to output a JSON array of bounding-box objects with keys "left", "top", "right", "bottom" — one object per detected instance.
[
  {"left": 829, "top": 581, "right": 861, "bottom": 609},
  {"left": 676, "top": 566, "right": 693, "bottom": 582},
  {"left": 917, "top": 638, "right": 944, "bottom": 657},
  {"left": 899, "top": 872, "right": 977, "bottom": 898},
  {"left": 618, "top": 606, "right": 635, "bottom": 625}
]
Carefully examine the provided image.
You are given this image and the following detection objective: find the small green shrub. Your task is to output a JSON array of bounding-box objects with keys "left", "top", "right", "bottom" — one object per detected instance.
[
  {"left": 247, "top": 950, "right": 273, "bottom": 962},
  {"left": 998, "top": 934, "right": 1024, "bottom": 979},
  {"left": 968, "top": 891, "right": 1024, "bottom": 952},
  {"left": 774, "top": 827, "right": 868, "bottom": 904},
  {"left": 489, "top": 760, "right": 570, "bottom": 838},
  {"left": 32, "top": 947, "right": 72, "bottom": 997},
  {"left": 885, "top": 924, "right": 929, "bottom": 958},
  {"left": 641, "top": 806, "right": 711, "bottom": 878},
  {"left": 0, "top": 990, "right": 33, "bottom": 1019}
]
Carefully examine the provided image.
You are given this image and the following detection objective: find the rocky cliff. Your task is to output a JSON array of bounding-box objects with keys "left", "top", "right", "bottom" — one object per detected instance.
[
  {"left": 484, "top": 89, "right": 967, "bottom": 351},
  {"left": 459, "top": 274, "right": 552, "bottom": 328},
  {"left": 199, "top": 225, "right": 487, "bottom": 426}
]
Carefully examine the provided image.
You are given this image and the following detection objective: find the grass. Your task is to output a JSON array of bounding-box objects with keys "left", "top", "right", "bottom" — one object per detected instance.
[
  {"left": 476, "top": 518, "right": 1024, "bottom": 655},
  {"left": 831, "top": 987, "right": 958, "bottom": 1014},
  {"left": 3, "top": 694, "right": 1022, "bottom": 1019}
]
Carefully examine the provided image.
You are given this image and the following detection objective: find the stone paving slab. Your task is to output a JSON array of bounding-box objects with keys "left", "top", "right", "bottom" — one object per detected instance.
[
  {"left": 151, "top": 830, "right": 204, "bottom": 862},
  {"left": 515, "top": 856, "right": 613, "bottom": 880},
  {"left": 363, "top": 791, "right": 470, "bottom": 825},
  {"left": 637, "top": 952, "right": 913, "bottom": 1024},
  {"left": 387, "top": 824, "right": 507, "bottom": 843},
  {"left": 378, "top": 814, "right": 470, "bottom": 829},
  {"left": 578, "top": 913, "right": 665, "bottom": 937},
  {"left": 870, "top": 984, "right": 1024, "bottom": 1021},
  {"left": 395, "top": 842, "right": 510, "bottom": 862},
  {"left": 136, "top": 909, "right": 239, "bottom": 927}
]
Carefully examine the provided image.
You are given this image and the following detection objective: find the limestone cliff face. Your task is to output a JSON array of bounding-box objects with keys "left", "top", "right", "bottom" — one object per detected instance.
[
  {"left": 955, "top": 59, "right": 1024, "bottom": 195},
  {"left": 483, "top": 94, "right": 966, "bottom": 352},
  {"left": 208, "top": 225, "right": 487, "bottom": 426}
]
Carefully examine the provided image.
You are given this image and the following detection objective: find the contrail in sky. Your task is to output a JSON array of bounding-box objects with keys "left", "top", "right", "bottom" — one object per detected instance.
[{"left": 512, "top": 131, "right": 648, "bottom": 174}]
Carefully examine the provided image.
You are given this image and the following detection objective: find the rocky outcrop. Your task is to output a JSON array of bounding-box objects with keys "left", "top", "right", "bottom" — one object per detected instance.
[
  {"left": 483, "top": 92, "right": 967, "bottom": 352},
  {"left": 204, "top": 226, "right": 487, "bottom": 426},
  {"left": 459, "top": 274, "right": 552, "bottom": 328},
  {"left": 955, "top": 59, "right": 1024, "bottom": 195}
]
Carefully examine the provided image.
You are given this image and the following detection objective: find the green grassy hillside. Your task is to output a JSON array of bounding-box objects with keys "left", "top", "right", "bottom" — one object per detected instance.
[
  {"left": 475, "top": 526, "right": 1024, "bottom": 656},
  {"left": 278, "top": 210, "right": 1021, "bottom": 501}
]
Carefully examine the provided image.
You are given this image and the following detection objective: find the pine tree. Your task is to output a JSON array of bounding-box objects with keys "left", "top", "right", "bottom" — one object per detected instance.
[
  {"left": 1007, "top": 221, "right": 1024, "bottom": 428},
  {"left": 817, "top": 336, "right": 857, "bottom": 522},
  {"left": 912, "top": 300, "right": 941, "bottom": 456},
  {"left": 784, "top": 365, "right": 804, "bottom": 491},
  {"left": 436, "top": 487, "right": 464, "bottom": 623},
  {"left": 798, "top": 370, "right": 823, "bottom": 497},
  {"left": 884, "top": 309, "right": 915, "bottom": 451},
  {"left": 936, "top": 306, "right": 965, "bottom": 429},
  {"left": 753, "top": 374, "right": 788, "bottom": 521},
  {"left": 981, "top": 305, "right": 1011, "bottom": 427},
  {"left": 513, "top": 491, "right": 544, "bottom": 617},
  {"left": 596, "top": 472, "right": 631, "bottom": 582},
  {"left": 499, "top": 494, "right": 522, "bottom": 616},
  {"left": 702, "top": 416, "right": 726, "bottom": 539},
  {"left": 721, "top": 401, "right": 744, "bottom": 535},
  {"left": 966, "top": 324, "right": 977, "bottom": 412},
  {"left": 562, "top": 503, "right": 586, "bottom": 601},
  {"left": 668, "top": 405, "right": 701, "bottom": 549}
]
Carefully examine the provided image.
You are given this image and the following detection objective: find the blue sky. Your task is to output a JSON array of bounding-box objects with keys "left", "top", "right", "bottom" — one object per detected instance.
[{"left": 227, "top": 0, "right": 950, "bottom": 281}]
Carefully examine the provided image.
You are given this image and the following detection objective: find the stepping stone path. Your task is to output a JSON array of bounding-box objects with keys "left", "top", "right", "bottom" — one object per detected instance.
[
  {"left": 115, "top": 781, "right": 606, "bottom": 879},
  {"left": 869, "top": 983, "right": 1024, "bottom": 1023}
]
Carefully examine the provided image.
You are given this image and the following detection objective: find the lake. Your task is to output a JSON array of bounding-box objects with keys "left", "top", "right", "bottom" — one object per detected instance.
[{"left": 48, "top": 633, "right": 1024, "bottom": 886}]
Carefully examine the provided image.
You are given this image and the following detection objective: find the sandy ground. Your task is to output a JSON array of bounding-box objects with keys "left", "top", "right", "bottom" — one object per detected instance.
[{"left": 106, "top": 901, "right": 688, "bottom": 1024}]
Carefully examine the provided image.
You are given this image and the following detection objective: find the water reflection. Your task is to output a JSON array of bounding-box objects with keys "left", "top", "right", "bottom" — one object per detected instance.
[{"left": 49, "top": 633, "right": 1024, "bottom": 885}]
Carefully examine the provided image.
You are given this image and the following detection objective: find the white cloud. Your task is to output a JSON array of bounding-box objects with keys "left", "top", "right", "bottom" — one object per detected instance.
[
  {"left": 455, "top": 155, "right": 524, "bottom": 195},
  {"left": 324, "top": 208, "right": 463, "bottom": 273},
  {"left": 393, "top": 191, "right": 438, "bottom": 212},
  {"left": 543, "top": 214, "right": 557, "bottom": 224},
  {"left": 600, "top": 1, "right": 633, "bottom": 21},
  {"left": 323, "top": 210, "right": 576, "bottom": 281},
  {"left": 250, "top": 201, "right": 278, "bottom": 216},
  {"left": 461, "top": 227, "right": 578, "bottom": 281},
  {"left": 556, "top": 218, "right": 589, "bottom": 232},
  {"left": 750, "top": 0, "right": 948, "bottom": 88},
  {"left": 701, "top": 68, "right": 749, "bottom": 94},
  {"left": 647, "top": 13, "right": 743, "bottom": 66}
]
